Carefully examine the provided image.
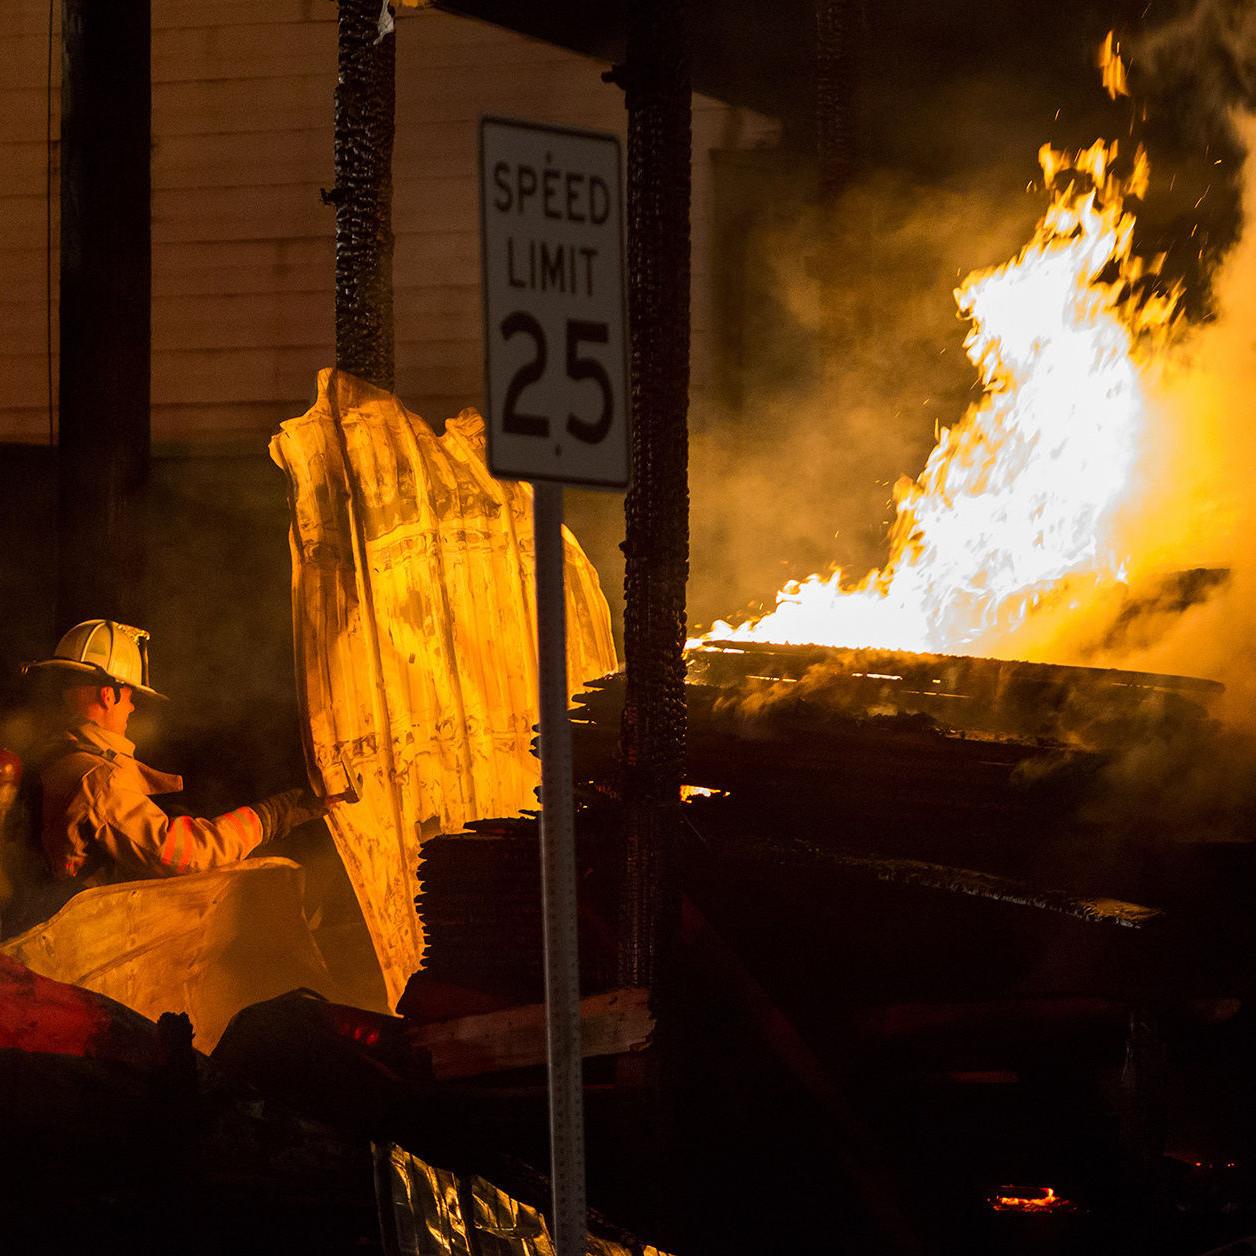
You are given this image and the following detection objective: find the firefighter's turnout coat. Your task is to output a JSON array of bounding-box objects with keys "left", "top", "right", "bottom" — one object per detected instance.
[{"left": 40, "top": 721, "right": 265, "bottom": 884}]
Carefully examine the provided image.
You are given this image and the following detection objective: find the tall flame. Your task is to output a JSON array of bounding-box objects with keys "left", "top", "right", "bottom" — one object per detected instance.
[
  {"left": 699, "top": 139, "right": 1181, "bottom": 658},
  {"left": 1098, "top": 30, "right": 1130, "bottom": 101}
]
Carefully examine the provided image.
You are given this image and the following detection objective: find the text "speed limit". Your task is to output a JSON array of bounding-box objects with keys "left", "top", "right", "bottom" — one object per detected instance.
[{"left": 480, "top": 118, "right": 628, "bottom": 489}]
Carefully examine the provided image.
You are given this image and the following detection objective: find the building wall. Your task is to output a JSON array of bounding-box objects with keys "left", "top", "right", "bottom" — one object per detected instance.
[{"left": 0, "top": 0, "right": 779, "bottom": 450}]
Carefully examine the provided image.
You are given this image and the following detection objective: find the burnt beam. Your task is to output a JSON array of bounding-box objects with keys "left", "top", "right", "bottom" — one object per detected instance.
[
  {"left": 333, "top": 0, "right": 396, "bottom": 392},
  {"left": 611, "top": 0, "right": 691, "bottom": 1008},
  {"left": 604, "top": 7, "right": 692, "bottom": 1241},
  {"left": 57, "top": 0, "right": 151, "bottom": 631}
]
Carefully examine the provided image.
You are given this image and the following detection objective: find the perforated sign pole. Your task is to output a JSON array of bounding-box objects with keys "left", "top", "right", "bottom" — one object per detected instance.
[
  {"left": 480, "top": 117, "right": 628, "bottom": 1256},
  {"left": 533, "top": 478, "right": 585, "bottom": 1256}
]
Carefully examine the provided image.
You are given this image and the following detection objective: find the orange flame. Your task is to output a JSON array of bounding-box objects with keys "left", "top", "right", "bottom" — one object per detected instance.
[
  {"left": 1099, "top": 30, "right": 1130, "bottom": 100},
  {"left": 697, "top": 138, "right": 1181, "bottom": 660},
  {"left": 990, "top": 1185, "right": 1073, "bottom": 1213}
]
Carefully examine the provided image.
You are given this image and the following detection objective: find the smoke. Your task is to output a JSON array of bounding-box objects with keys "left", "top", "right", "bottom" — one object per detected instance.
[
  {"left": 1136, "top": 0, "right": 1256, "bottom": 144},
  {"left": 1058, "top": 112, "right": 1256, "bottom": 717},
  {"left": 688, "top": 162, "right": 1039, "bottom": 631}
]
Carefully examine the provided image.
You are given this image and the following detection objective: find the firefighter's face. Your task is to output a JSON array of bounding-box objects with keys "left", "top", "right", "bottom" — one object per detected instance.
[{"left": 99, "top": 685, "right": 135, "bottom": 735}]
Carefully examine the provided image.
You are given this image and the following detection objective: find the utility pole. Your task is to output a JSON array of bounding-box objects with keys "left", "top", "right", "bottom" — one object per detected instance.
[{"left": 57, "top": 0, "right": 151, "bottom": 631}]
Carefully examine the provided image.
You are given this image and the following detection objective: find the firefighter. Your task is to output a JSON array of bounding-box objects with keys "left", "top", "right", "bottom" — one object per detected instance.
[{"left": 20, "top": 618, "right": 325, "bottom": 892}]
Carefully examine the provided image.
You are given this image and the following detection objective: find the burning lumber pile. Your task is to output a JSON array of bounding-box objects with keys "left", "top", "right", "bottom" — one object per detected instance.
[{"left": 415, "top": 639, "right": 1253, "bottom": 1019}]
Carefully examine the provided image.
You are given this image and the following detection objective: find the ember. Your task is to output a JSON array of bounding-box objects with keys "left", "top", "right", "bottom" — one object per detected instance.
[{"left": 989, "top": 1185, "right": 1076, "bottom": 1214}]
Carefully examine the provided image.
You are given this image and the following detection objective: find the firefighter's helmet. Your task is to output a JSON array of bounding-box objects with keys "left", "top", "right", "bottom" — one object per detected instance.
[{"left": 22, "top": 620, "right": 166, "bottom": 700}]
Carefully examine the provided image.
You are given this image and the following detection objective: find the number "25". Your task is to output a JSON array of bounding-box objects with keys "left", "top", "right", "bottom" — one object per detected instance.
[{"left": 500, "top": 313, "right": 613, "bottom": 444}]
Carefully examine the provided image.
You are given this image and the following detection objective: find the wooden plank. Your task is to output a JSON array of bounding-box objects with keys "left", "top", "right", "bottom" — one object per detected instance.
[
  {"left": 152, "top": 19, "right": 337, "bottom": 84},
  {"left": 0, "top": 408, "right": 55, "bottom": 443},
  {"left": 151, "top": 175, "right": 479, "bottom": 244},
  {"left": 0, "top": 858, "right": 340, "bottom": 1052},
  {"left": 0, "top": 0, "right": 62, "bottom": 39},
  {"left": 151, "top": 400, "right": 312, "bottom": 444},
  {"left": 148, "top": 290, "right": 481, "bottom": 352},
  {"left": 150, "top": 62, "right": 626, "bottom": 137},
  {"left": 146, "top": 296, "right": 488, "bottom": 353},
  {"left": 151, "top": 18, "right": 571, "bottom": 84},
  {"left": 6, "top": 0, "right": 334, "bottom": 39},
  {"left": 0, "top": 302, "right": 56, "bottom": 355},
  {"left": 407, "top": 988, "right": 653, "bottom": 1081},
  {"left": 152, "top": 119, "right": 471, "bottom": 181},
  {"left": 0, "top": 142, "right": 60, "bottom": 197},
  {"left": 151, "top": 0, "right": 337, "bottom": 32},
  {"left": 0, "top": 248, "right": 57, "bottom": 303},
  {"left": 0, "top": 194, "right": 48, "bottom": 240},
  {"left": 0, "top": 89, "right": 48, "bottom": 143},
  {"left": 149, "top": 340, "right": 483, "bottom": 404},
  {"left": 132, "top": 232, "right": 476, "bottom": 295},
  {"left": 0, "top": 34, "right": 63, "bottom": 89},
  {"left": 156, "top": 237, "right": 333, "bottom": 294}
]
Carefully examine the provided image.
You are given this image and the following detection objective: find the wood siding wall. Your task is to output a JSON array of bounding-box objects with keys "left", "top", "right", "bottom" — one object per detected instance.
[{"left": 0, "top": 0, "right": 778, "bottom": 450}]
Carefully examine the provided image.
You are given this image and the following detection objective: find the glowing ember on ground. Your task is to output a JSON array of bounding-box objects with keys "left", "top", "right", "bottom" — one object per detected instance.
[
  {"left": 989, "top": 1185, "right": 1076, "bottom": 1214},
  {"left": 697, "top": 134, "right": 1181, "bottom": 661}
]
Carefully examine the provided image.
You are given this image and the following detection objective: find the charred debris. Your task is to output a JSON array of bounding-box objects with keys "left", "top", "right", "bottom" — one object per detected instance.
[{"left": 414, "top": 643, "right": 1256, "bottom": 1254}]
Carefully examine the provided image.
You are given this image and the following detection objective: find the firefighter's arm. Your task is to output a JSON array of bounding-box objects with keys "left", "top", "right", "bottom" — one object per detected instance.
[{"left": 81, "top": 769, "right": 265, "bottom": 878}]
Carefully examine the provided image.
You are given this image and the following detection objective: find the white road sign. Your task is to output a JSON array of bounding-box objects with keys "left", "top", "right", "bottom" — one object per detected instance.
[{"left": 480, "top": 117, "right": 629, "bottom": 488}]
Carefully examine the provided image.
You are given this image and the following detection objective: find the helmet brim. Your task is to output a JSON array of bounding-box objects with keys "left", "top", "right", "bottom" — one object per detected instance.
[{"left": 21, "top": 657, "right": 168, "bottom": 701}]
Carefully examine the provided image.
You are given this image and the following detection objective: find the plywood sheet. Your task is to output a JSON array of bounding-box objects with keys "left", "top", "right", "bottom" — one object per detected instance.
[
  {"left": 270, "top": 369, "right": 617, "bottom": 1007},
  {"left": 0, "top": 858, "right": 335, "bottom": 1050}
]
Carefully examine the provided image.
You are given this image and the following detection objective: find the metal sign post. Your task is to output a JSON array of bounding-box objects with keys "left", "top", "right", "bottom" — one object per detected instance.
[{"left": 480, "top": 117, "right": 628, "bottom": 1256}]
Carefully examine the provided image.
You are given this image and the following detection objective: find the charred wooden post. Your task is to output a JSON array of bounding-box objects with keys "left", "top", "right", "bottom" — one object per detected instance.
[
  {"left": 611, "top": 0, "right": 691, "bottom": 1020},
  {"left": 1118, "top": 1006, "right": 1168, "bottom": 1236},
  {"left": 815, "top": 0, "right": 858, "bottom": 200},
  {"left": 604, "top": 1, "right": 691, "bottom": 1239},
  {"left": 332, "top": 0, "right": 396, "bottom": 392},
  {"left": 57, "top": 0, "right": 151, "bottom": 630}
]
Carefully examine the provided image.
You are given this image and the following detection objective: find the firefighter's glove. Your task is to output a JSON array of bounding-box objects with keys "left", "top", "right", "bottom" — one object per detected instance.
[{"left": 252, "top": 787, "right": 327, "bottom": 843}]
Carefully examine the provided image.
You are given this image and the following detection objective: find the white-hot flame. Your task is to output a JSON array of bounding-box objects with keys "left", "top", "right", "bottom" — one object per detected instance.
[{"left": 698, "top": 139, "right": 1180, "bottom": 658}]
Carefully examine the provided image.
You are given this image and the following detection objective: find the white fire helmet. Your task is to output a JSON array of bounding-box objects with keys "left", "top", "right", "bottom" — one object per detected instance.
[{"left": 23, "top": 619, "right": 167, "bottom": 700}]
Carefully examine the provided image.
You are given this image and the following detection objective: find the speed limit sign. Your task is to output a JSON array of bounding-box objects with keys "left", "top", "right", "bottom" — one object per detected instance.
[{"left": 479, "top": 117, "right": 629, "bottom": 488}]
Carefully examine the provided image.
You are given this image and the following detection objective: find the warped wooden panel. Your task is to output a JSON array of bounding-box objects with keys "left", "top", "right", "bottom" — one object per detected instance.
[
  {"left": 0, "top": 858, "right": 340, "bottom": 1051},
  {"left": 410, "top": 988, "right": 653, "bottom": 1081},
  {"left": 270, "top": 370, "right": 617, "bottom": 1006}
]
